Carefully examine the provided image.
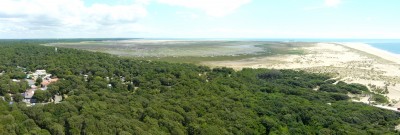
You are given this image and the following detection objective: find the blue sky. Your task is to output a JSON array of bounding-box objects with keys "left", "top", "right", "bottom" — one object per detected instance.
[{"left": 0, "top": 0, "right": 399, "bottom": 39}]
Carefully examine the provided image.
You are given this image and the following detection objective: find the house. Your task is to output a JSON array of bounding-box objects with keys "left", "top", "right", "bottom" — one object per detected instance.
[
  {"left": 23, "top": 89, "right": 36, "bottom": 103},
  {"left": 41, "top": 78, "right": 58, "bottom": 86},
  {"left": 83, "top": 75, "right": 89, "bottom": 82},
  {"left": 27, "top": 79, "right": 35, "bottom": 86},
  {"left": 83, "top": 75, "right": 89, "bottom": 81},
  {"left": 30, "top": 70, "right": 51, "bottom": 80},
  {"left": 35, "top": 70, "right": 47, "bottom": 76},
  {"left": 40, "top": 78, "right": 59, "bottom": 90},
  {"left": 31, "top": 85, "right": 38, "bottom": 89},
  {"left": 53, "top": 95, "right": 62, "bottom": 104},
  {"left": 26, "top": 79, "right": 36, "bottom": 88},
  {"left": 26, "top": 70, "right": 55, "bottom": 89},
  {"left": 12, "top": 79, "right": 20, "bottom": 82}
]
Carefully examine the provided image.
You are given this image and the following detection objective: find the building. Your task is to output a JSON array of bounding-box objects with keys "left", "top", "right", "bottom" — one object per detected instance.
[
  {"left": 23, "top": 89, "right": 36, "bottom": 103},
  {"left": 35, "top": 70, "right": 47, "bottom": 76},
  {"left": 30, "top": 70, "right": 51, "bottom": 80},
  {"left": 26, "top": 79, "right": 36, "bottom": 88},
  {"left": 12, "top": 79, "right": 20, "bottom": 82},
  {"left": 26, "top": 70, "right": 54, "bottom": 88},
  {"left": 40, "top": 78, "right": 59, "bottom": 90}
]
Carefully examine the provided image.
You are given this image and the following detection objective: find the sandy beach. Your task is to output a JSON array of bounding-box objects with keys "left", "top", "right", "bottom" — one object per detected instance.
[
  {"left": 204, "top": 42, "right": 400, "bottom": 107},
  {"left": 341, "top": 43, "right": 400, "bottom": 64}
]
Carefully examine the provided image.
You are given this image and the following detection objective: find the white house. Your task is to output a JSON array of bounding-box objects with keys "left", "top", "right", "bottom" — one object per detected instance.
[
  {"left": 35, "top": 70, "right": 47, "bottom": 76},
  {"left": 23, "top": 89, "right": 35, "bottom": 103},
  {"left": 29, "top": 70, "right": 52, "bottom": 80}
]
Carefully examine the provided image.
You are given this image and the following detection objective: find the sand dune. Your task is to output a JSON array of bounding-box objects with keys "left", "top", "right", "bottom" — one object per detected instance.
[{"left": 204, "top": 42, "right": 400, "bottom": 107}]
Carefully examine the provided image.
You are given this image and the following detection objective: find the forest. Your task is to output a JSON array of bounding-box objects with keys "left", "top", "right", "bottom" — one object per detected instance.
[{"left": 0, "top": 40, "right": 399, "bottom": 135}]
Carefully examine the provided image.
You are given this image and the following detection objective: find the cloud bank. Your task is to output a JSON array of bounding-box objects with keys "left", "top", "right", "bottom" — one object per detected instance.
[
  {"left": 0, "top": 0, "right": 148, "bottom": 38},
  {"left": 0, "top": 0, "right": 251, "bottom": 38}
]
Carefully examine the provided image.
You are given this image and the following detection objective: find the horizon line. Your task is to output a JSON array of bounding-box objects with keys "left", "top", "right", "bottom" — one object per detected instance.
[{"left": 1, "top": 38, "right": 400, "bottom": 40}]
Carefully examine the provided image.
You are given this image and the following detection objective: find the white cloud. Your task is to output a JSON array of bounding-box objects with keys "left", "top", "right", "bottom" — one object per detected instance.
[
  {"left": 0, "top": 0, "right": 148, "bottom": 38},
  {"left": 157, "top": 0, "right": 251, "bottom": 17},
  {"left": 324, "top": 0, "right": 341, "bottom": 7}
]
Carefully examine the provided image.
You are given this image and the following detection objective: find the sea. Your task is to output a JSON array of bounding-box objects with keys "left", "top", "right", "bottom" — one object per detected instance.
[
  {"left": 369, "top": 42, "right": 400, "bottom": 54},
  {"left": 243, "top": 39, "right": 400, "bottom": 54},
  {"left": 148, "top": 38, "right": 400, "bottom": 54}
]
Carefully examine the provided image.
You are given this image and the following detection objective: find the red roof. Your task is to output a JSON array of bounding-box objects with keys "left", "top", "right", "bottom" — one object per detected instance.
[{"left": 41, "top": 78, "right": 59, "bottom": 86}]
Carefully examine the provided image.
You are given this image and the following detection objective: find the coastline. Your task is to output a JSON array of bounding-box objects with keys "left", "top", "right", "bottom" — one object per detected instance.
[
  {"left": 339, "top": 42, "right": 400, "bottom": 64},
  {"left": 337, "top": 42, "right": 400, "bottom": 107}
]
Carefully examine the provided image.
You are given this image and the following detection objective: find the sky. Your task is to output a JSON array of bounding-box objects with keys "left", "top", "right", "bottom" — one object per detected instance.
[{"left": 0, "top": 0, "right": 399, "bottom": 39}]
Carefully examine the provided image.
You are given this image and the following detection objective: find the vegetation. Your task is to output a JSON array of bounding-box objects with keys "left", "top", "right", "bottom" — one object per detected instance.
[
  {"left": 46, "top": 40, "right": 309, "bottom": 64},
  {"left": 0, "top": 40, "right": 399, "bottom": 134},
  {"left": 0, "top": 75, "right": 28, "bottom": 95},
  {"left": 371, "top": 94, "right": 390, "bottom": 104}
]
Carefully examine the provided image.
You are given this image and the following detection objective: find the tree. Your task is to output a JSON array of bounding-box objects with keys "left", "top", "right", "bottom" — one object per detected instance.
[
  {"left": 371, "top": 94, "right": 388, "bottom": 103},
  {"left": 10, "top": 71, "right": 26, "bottom": 79},
  {"left": 49, "top": 123, "right": 65, "bottom": 135},
  {"left": 258, "top": 70, "right": 282, "bottom": 79},
  {"left": 319, "top": 84, "right": 345, "bottom": 93},
  {"left": 127, "top": 84, "right": 134, "bottom": 91},
  {"left": 0, "top": 41, "right": 398, "bottom": 134},
  {"left": 261, "top": 116, "right": 278, "bottom": 134},
  {"left": 0, "top": 84, "right": 10, "bottom": 95},
  {"left": 4, "top": 94, "right": 11, "bottom": 102},
  {"left": 10, "top": 82, "right": 20, "bottom": 94},
  {"left": 18, "top": 80, "right": 29, "bottom": 93},
  {"left": 48, "top": 85, "right": 60, "bottom": 95},
  {"left": 35, "top": 77, "right": 43, "bottom": 86},
  {"left": 33, "top": 90, "right": 51, "bottom": 103},
  {"left": 13, "top": 93, "right": 23, "bottom": 102}
]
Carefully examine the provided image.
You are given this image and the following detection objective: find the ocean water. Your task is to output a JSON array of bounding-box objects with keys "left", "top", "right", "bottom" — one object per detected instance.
[
  {"left": 225, "top": 38, "right": 400, "bottom": 54},
  {"left": 368, "top": 43, "right": 400, "bottom": 54},
  {"left": 247, "top": 39, "right": 400, "bottom": 54}
]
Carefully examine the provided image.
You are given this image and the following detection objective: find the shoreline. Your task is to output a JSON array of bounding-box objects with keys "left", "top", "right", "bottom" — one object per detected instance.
[
  {"left": 335, "top": 42, "right": 400, "bottom": 107},
  {"left": 339, "top": 42, "right": 400, "bottom": 65}
]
